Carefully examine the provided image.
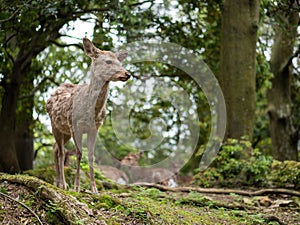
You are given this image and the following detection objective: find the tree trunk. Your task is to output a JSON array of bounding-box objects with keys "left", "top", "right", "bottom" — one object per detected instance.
[
  {"left": 219, "top": 0, "right": 260, "bottom": 143},
  {"left": 0, "top": 80, "right": 22, "bottom": 173},
  {"left": 267, "top": 2, "right": 299, "bottom": 161},
  {"left": 0, "top": 45, "right": 42, "bottom": 173},
  {"left": 0, "top": 25, "right": 61, "bottom": 172},
  {"left": 15, "top": 76, "right": 35, "bottom": 171},
  {"left": 15, "top": 110, "right": 34, "bottom": 171}
]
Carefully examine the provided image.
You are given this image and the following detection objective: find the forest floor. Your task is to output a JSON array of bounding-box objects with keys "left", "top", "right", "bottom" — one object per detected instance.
[{"left": 0, "top": 172, "right": 299, "bottom": 225}]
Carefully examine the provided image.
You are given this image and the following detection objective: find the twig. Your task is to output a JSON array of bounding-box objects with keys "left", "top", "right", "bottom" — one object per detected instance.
[
  {"left": 33, "top": 143, "right": 53, "bottom": 159},
  {"left": 128, "top": 0, "right": 155, "bottom": 8},
  {"left": 19, "top": 76, "right": 59, "bottom": 100},
  {"left": 0, "top": 191, "right": 43, "bottom": 225},
  {"left": 50, "top": 40, "right": 83, "bottom": 50},
  {"left": 131, "top": 182, "right": 300, "bottom": 197},
  {"left": 0, "top": 0, "right": 31, "bottom": 23}
]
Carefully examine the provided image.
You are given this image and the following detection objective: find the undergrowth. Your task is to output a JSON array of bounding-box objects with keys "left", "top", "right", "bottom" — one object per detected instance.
[{"left": 193, "top": 138, "right": 300, "bottom": 189}]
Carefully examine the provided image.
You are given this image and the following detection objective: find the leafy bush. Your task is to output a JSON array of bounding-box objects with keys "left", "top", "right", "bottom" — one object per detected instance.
[
  {"left": 193, "top": 139, "right": 273, "bottom": 187},
  {"left": 194, "top": 139, "right": 300, "bottom": 189},
  {"left": 268, "top": 160, "right": 300, "bottom": 189}
]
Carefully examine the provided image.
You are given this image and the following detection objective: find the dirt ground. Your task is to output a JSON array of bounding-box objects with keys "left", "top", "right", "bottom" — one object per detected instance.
[{"left": 0, "top": 175, "right": 299, "bottom": 225}]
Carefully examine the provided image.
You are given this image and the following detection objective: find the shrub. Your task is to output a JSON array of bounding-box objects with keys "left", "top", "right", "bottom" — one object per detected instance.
[
  {"left": 193, "top": 139, "right": 273, "bottom": 187},
  {"left": 268, "top": 160, "right": 300, "bottom": 189}
]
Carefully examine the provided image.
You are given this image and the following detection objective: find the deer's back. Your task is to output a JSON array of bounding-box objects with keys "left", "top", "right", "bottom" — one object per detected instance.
[
  {"left": 129, "top": 167, "right": 177, "bottom": 187},
  {"left": 46, "top": 83, "right": 85, "bottom": 135},
  {"left": 98, "top": 165, "right": 129, "bottom": 184}
]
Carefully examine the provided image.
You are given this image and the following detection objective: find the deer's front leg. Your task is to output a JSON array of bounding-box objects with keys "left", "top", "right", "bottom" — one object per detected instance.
[
  {"left": 73, "top": 129, "right": 83, "bottom": 192},
  {"left": 87, "top": 129, "right": 98, "bottom": 193}
]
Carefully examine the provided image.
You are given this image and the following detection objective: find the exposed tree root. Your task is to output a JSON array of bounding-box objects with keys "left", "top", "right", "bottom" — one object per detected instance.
[
  {"left": 0, "top": 173, "right": 106, "bottom": 225},
  {"left": 131, "top": 182, "right": 300, "bottom": 197}
]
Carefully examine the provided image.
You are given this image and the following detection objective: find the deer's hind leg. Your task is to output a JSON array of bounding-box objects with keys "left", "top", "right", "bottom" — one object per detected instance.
[{"left": 53, "top": 128, "right": 70, "bottom": 190}]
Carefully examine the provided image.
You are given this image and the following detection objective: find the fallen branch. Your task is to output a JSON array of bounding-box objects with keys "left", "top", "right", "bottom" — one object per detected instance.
[{"left": 131, "top": 182, "right": 300, "bottom": 197}]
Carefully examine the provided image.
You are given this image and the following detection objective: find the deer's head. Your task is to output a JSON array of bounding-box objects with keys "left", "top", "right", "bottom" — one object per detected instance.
[
  {"left": 121, "top": 152, "right": 143, "bottom": 167},
  {"left": 83, "top": 38, "right": 131, "bottom": 82}
]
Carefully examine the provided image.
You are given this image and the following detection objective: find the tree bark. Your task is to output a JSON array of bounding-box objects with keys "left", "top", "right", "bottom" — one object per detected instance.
[
  {"left": 15, "top": 105, "right": 34, "bottom": 171},
  {"left": 0, "top": 35, "right": 54, "bottom": 173},
  {"left": 0, "top": 66, "right": 24, "bottom": 173},
  {"left": 219, "top": 0, "right": 260, "bottom": 143},
  {"left": 15, "top": 123, "right": 34, "bottom": 171},
  {"left": 266, "top": 2, "right": 299, "bottom": 161},
  {"left": 15, "top": 75, "right": 35, "bottom": 171}
]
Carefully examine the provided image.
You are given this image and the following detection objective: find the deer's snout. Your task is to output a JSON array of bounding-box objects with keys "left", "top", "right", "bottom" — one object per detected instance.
[{"left": 114, "top": 70, "right": 131, "bottom": 82}]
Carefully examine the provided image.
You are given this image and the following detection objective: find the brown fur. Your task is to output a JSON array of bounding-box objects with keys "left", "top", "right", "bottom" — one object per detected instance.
[
  {"left": 46, "top": 38, "right": 130, "bottom": 192},
  {"left": 121, "top": 152, "right": 178, "bottom": 187}
]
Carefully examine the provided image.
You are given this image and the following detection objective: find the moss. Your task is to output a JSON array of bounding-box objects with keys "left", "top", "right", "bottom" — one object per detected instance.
[
  {"left": 116, "top": 187, "right": 266, "bottom": 225},
  {"left": 96, "top": 194, "right": 124, "bottom": 210},
  {"left": 24, "top": 167, "right": 56, "bottom": 184},
  {"left": 175, "top": 192, "right": 214, "bottom": 207},
  {"left": 24, "top": 166, "right": 106, "bottom": 191},
  {"left": 2, "top": 173, "right": 291, "bottom": 224}
]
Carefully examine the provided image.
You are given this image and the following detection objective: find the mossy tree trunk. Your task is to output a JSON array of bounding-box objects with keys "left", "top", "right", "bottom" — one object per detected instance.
[
  {"left": 266, "top": 1, "right": 299, "bottom": 161},
  {"left": 219, "top": 0, "right": 260, "bottom": 145}
]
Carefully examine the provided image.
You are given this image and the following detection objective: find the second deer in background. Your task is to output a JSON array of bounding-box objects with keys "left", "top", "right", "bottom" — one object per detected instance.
[{"left": 121, "top": 152, "right": 178, "bottom": 187}]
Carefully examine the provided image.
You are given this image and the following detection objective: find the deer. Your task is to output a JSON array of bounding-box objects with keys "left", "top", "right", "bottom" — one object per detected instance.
[
  {"left": 121, "top": 152, "right": 178, "bottom": 187},
  {"left": 46, "top": 38, "right": 130, "bottom": 193},
  {"left": 97, "top": 165, "right": 129, "bottom": 185},
  {"left": 63, "top": 149, "right": 129, "bottom": 185}
]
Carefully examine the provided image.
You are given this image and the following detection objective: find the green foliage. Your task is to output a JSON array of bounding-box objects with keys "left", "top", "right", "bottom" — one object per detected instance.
[
  {"left": 96, "top": 118, "right": 138, "bottom": 163},
  {"left": 194, "top": 139, "right": 273, "bottom": 187},
  {"left": 0, "top": 186, "right": 7, "bottom": 194},
  {"left": 194, "top": 139, "right": 300, "bottom": 189},
  {"left": 90, "top": 0, "right": 222, "bottom": 171},
  {"left": 45, "top": 200, "right": 64, "bottom": 224},
  {"left": 0, "top": 0, "right": 299, "bottom": 175},
  {"left": 253, "top": 50, "right": 273, "bottom": 151},
  {"left": 268, "top": 160, "right": 300, "bottom": 189}
]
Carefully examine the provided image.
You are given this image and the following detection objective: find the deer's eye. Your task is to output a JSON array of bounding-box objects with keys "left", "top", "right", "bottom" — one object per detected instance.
[{"left": 106, "top": 60, "right": 112, "bottom": 64}]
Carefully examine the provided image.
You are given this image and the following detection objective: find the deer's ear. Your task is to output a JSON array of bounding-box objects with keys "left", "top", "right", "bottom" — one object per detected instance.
[
  {"left": 83, "top": 38, "right": 99, "bottom": 58},
  {"left": 116, "top": 50, "right": 128, "bottom": 62}
]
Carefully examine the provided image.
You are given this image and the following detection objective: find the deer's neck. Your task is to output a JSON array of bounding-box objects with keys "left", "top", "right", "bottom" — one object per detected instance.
[{"left": 88, "top": 73, "right": 110, "bottom": 115}]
